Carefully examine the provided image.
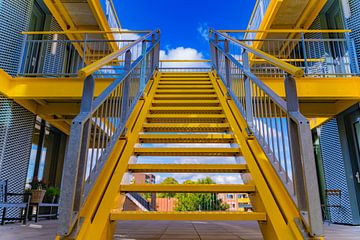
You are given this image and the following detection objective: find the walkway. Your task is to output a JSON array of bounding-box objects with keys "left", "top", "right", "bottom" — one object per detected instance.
[{"left": 0, "top": 220, "right": 359, "bottom": 239}]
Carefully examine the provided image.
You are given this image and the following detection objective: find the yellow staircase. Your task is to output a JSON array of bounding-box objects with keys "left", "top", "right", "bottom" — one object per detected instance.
[{"left": 66, "top": 71, "right": 318, "bottom": 240}]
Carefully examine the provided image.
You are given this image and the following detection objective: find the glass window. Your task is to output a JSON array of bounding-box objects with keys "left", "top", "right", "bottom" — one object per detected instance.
[{"left": 227, "top": 194, "right": 234, "bottom": 199}]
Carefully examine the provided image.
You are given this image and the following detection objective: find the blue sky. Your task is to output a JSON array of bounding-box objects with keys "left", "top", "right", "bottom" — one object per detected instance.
[{"left": 115, "top": 0, "right": 256, "bottom": 60}]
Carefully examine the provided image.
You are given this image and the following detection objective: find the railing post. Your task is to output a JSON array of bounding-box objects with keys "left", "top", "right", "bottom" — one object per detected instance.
[
  {"left": 242, "top": 50, "right": 253, "bottom": 128},
  {"left": 284, "top": 74, "right": 323, "bottom": 237},
  {"left": 17, "top": 34, "right": 28, "bottom": 76},
  {"left": 58, "top": 75, "right": 94, "bottom": 236},
  {"left": 120, "top": 50, "right": 132, "bottom": 124},
  {"left": 214, "top": 34, "right": 219, "bottom": 70},
  {"left": 150, "top": 34, "right": 156, "bottom": 70},
  {"left": 300, "top": 32, "right": 309, "bottom": 75},
  {"left": 139, "top": 40, "right": 147, "bottom": 92},
  {"left": 81, "top": 33, "right": 88, "bottom": 69},
  {"left": 224, "top": 39, "right": 231, "bottom": 89}
]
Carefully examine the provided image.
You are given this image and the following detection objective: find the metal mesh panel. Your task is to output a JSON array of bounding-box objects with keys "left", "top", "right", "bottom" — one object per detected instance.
[
  {"left": 0, "top": 0, "right": 33, "bottom": 76},
  {"left": 43, "top": 17, "right": 66, "bottom": 75},
  {"left": 319, "top": 119, "right": 354, "bottom": 224},
  {"left": 345, "top": 0, "right": 360, "bottom": 66},
  {"left": 0, "top": 95, "right": 35, "bottom": 221}
]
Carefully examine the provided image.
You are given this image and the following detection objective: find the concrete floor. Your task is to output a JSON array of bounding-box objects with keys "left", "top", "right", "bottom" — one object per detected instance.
[{"left": 1, "top": 220, "right": 360, "bottom": 240}]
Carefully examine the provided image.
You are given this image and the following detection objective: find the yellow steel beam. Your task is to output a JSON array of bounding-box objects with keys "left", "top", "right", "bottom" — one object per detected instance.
[
  {"left": 133, "top": 147, "right": 241, "bottom": 156},
  {"left": 1, "top": 76, "right": 112, "bottom": 98},
  {"left": 261, "top": 77, "right": 360, "bottom": 100},
  {"left": 309, "top": 118, "right": 330, "bottom": 129},
  {"left": 159, "top": 81, "right": 211, "bottom": 85},
  {"left": 127, "top": 164, "right": 248, "bottom": 173},
  {"left": 299, "top": 101, "right": 359, "bottom": 118},
  {"left": 120, "top": 184, "right": 255, "bottom": 193},
  {"left": 37, "top": 103, "right": 80, "bottom": 115},
  {"left": 138, "top": 133, "right": 234, "bottom": 143},
  {"left": 110, "top": 211, "right": 266, "bottom": 221}
]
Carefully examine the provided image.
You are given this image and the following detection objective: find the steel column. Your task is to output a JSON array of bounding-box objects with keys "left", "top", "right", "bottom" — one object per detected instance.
[
  {"left": 224, "top": 39, "right": 231, "bottom": 89},
  {"left": 242, "top": 50, "right": 253, "bottom": 127},
  {"left": 284, "top": 74, "right": 323, "bottom": 237},
  {"left": 300, "top": 33, "right": 309, "bottom": 75},
  {"left": 139, "top": 40, "right": 147, "bottom": 92},
  {"left": 120, "top": 50, "right": 131, "bottom": 124},
  {"left": 58, "top": 75, "right": 95, "bottom": 236}
]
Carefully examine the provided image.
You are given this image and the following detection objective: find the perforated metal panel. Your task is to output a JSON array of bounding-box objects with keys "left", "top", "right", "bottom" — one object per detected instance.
[
  {"left": 319, "top": 119, "right": 354, "bottom": 224},
  {"left": 0, "top": 95, "right": 35, "bottom": 221},
  {"left": 345, "top": 0, "right": 360, "bottom": 65},
  {"left": 42, "top": 17, "right": 66, "bottom": 74},
  {"left": 0, "top": 0, "right": 33, "bottom": 76}
]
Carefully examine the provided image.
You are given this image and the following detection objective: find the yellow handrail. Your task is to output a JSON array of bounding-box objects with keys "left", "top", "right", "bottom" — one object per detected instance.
[
  {"left": 78, "top": 30, "right": 159, "bottom": 78},
  {"left": 213, "top": 30, "right": 304, "bottom": 77}
]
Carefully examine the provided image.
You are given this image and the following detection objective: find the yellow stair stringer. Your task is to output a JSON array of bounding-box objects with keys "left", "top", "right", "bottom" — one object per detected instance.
[
  {"left": 64, "top": 72, "right": 161, "bottom": 240},
  {"left": 208, "top": 71, "right": 309, "bottom": 240}
]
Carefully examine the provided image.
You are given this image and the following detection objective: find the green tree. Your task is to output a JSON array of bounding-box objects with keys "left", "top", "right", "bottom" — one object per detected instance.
[
  {"left": 157, "top": 177, "right": 179, "bottom": 198},
  {"left": 175, "top": 177, "right": 228, "bottom": 211}
]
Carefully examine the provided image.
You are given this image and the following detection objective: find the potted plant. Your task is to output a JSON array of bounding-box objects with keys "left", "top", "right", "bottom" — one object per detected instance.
[
  {"left": 44, "top": 186, "right": 60, "bottom": 203},
  {"left": 29, "top": 178, "right": 47, "bottom": 203}
]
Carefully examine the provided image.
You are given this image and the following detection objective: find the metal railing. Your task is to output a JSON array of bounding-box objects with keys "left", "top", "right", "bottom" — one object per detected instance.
[
  {"left": 101, "top": 0, "right": 122, "bottom": 29},
  {"left": 18, "top": 30, "right": 151, "bottom": 77},
  {"left": 220, "top": 30, "right": 359, "bottom": 77},
  {"left": 159, "top": 60, "right": 211, "bottom": 72},
  {"left": 58, "top": 29, "right": 160, "bottom": 237},
  {"left": 246, "top": 0, "right": 271, "bottom": 39},
  {"left": 210, "top": 29, "right": 323, "bottom": 237}
]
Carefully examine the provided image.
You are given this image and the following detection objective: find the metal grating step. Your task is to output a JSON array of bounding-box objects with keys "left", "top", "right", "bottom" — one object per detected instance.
[
  {"left": 152, "top": 100, "right": 220, "bottom": 107},
  {"left": 138, "top": 133, "right": 233, "bottom": 143},
  {"left": 110, "top": 211, "right": 267, "bottom": 221},
  {"left": 120, "top": 184, "right": 255, "bottom": 193},
  {"left": 133, "top": 147, "right": 241, "bottom": 156},
  {"left": 154, "top": 95, "right": 218, "bottom": 100},
  {"left": 149, "top": 106, "right": 223, "bottom": 114},
  {"left": 142, "top": 123, "right": 230, "bottom": 132},
  {"left": 146, "top": 114, "right": 227, "bottom": 123},
  {"left": 127, "top": 164, "right": 248, "bottom": 173}
]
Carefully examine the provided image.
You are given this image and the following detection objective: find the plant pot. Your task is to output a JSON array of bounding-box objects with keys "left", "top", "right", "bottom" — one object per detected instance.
[{"left": 31, "top": 189, "right": 46, "bottom": 203}]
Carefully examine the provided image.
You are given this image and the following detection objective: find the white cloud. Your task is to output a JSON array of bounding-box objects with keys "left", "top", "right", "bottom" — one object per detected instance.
[
  {"left": 197, "top": 22, "right": 209, "bottom": 41},
  {"left": 160, "top": 47, "right": 210, "bottom": 68}
]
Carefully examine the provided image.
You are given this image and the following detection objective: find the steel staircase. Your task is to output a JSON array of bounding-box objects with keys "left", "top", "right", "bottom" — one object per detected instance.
[
  {"left": 111, "top": 72, "right": 264, "bottom": 223},
  {"left": 54, "top": 29, "right": 325, "bottom": 240}
]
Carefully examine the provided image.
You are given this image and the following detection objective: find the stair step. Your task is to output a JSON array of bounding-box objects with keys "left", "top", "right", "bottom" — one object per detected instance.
[
  {"left": 133, "top": 147, "right": 241, "bottom": 156},
  {"left": 152, "top": 100, "right": 220, "bottom": 107},
  {"left": 146, "top": 114, "right": 226, "bottom": 123},
  {"left": 138, "top": 133, "right": 233, "bottom": 143},
  {"left": 120, "top": 184, "right": 255, "bottom": 193},
  {"left": 149, "top": 106, "right": 223, "bottom": 114},
  {"left": 157, "top": 85, "right": 213, "bottom": 89},
  {"left": 128, "top": 164, "right": 248, "bottom": 173},
  {"left": 156, "top": 89, "right": 215, "bottom": 94},
  {"left": 159, "top": 81, "right": 211, "bottom": 85},
  {"left": 110, "top": 211, "right": 266, "bottom": 221},
  {"left": 154, "top": 95, "right": 218, "bottom": 100},
  {"left": 142, "top": 123, "right": 230, "bottom": 132}
]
